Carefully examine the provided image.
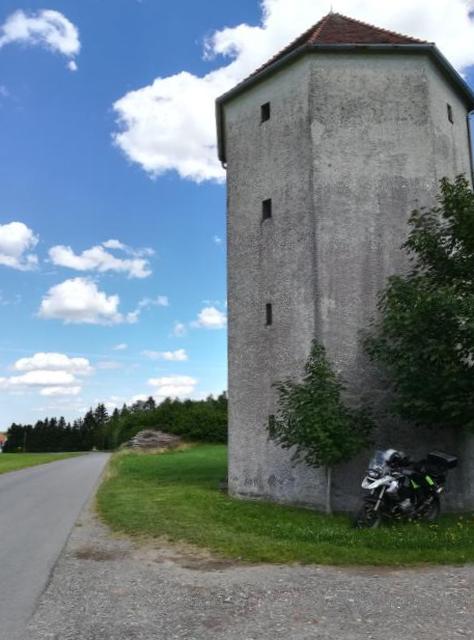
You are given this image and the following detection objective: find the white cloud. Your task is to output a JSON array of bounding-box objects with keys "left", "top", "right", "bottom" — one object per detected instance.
[
  {"left": 192, "top": 306, "right": 227, "bottom": 329},
  {"left": 173, "top": 322, "right": 187, "bottom": 337},
  {"left": 14, "top": 352, "right": 93, "bottom": 375},
  {"left": 38, "top": 277, "right": 137, "bottom": 325},
  {"left": 103, "top": 239, "right": 154, "bottom": 257},
  {"left": 4, "top": 369, "right": 76, "bottom": 387},
  {"left": 0, "top": 9, "right": 80, "bottom": 71},
  {"left": 49, "top": 240, "right": 153, "bottom": 279},
  {"left": 0, "top": 351, "right": 94, "bottom": 398},
  {"left": 142, "top": 348, "right": 188, "bottom": 361},
  {"left": 40, "top": 385, "right": 81, "bottom": 397},
  {"left": 0, "top": 221, "right": 38, "bottom": 270},
  {"left": 213, "top": 235, "right": 223, "bottom": 245},
  {"left": 138, "top": 295, "right": 169, "bottom": 309},
  {"left": 104, "top": 395, "right": 125, "bottom": 412},
  {"left": 148, "top": 375, "right": 197, "bottom": 399},
  {"left": 113, "top": 343, "right": 128, "bottom": 351},
  {"left": 130, "top": 394, "right": 148, "bottom": 404},
  {"left": 112, "top": 0, "right": 474, "bottom": 183},
  {"left": 103, "top": 239, "right": 126, "bottom": 250}
]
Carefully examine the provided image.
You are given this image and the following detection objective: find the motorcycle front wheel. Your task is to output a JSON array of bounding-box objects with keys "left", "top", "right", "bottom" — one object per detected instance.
[{"left": 353, "top": 502, "right": 382, "bottom": 529}]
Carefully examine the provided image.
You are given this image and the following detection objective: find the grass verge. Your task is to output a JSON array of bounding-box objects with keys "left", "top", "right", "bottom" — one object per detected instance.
[
  {"left": 0, "top": 452, "right": 83, "bottom": 475},
  {"left": 97, "top": 444, "right": 474, "bottom": 566}
]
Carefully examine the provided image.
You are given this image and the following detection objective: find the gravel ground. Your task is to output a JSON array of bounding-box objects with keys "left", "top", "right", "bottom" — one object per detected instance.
[{"left": 28, "top": 503, "right": 473, "bottom": 640}]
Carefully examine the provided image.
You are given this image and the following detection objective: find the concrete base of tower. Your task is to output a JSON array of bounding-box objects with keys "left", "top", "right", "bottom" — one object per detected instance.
[{"left": 228, "top": 431, "right": 474, "bottom": 514}]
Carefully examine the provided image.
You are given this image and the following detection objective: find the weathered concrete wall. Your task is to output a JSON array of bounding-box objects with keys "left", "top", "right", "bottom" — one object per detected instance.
[
  {"left": 224, "top": 51, "right": 474, "bottom": 511},
  {"left": 309, "top": 53, "right": 473, "bottom": 510},
  {"left": 226, "top": 57, "right": 327, "bottom": 508}
]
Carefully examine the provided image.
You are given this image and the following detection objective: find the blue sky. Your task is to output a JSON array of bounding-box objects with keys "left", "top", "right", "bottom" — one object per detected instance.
[{"left": 1, "top": 0, "right": 474, "bottom": 426}]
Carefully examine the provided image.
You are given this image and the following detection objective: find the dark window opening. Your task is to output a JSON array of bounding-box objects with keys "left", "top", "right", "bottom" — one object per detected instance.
[
  {"left": 265, "top": 303, "right": 273, "bottom": 326},
  {"left": 447, "top": 103, "right": 454, "bottom": 124},
  {"left": 262, "top": 198, "right": 272, "bottom": 220},
  {"left": 261, "top": 102, "right": 271, "bottom": 123},
  {"left": 268, "top": 414, "right": 276, "bottom": 432}
]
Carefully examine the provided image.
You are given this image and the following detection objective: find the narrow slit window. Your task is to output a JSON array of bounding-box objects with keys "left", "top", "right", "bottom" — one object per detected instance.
[
  {"left": 447, "top": 103, "right": 454, "bottom": 124},
  {"left": 261, "top": 102, "right": 271, "bottom": 123},
  {"left": 262, "top": 198, "right": 272, "bottom": 220},
  {"left": 265, "top": 303, "right": 273, "bottom": 326}
]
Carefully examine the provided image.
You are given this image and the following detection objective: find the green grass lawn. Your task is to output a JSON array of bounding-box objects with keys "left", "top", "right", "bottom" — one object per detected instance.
[
  {"left": 0, "top": 452, "right": 82, "bottom": 475},
  {"left": 97, "top": 444, "right": 474, "bottom": 566}
]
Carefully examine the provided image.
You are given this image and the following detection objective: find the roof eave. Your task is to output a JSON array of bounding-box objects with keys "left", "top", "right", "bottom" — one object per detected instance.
[{"left": 216, "top": 43, "right": 474, "bottom": 163}]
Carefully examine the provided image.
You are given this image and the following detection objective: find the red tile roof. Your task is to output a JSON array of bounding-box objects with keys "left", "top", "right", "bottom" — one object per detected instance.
[
  {"left": 216, "top": 12, "right": 474, "bottom": 162},
  {"left": 252, "top": 12, "right": 430, "bottom": 78}
]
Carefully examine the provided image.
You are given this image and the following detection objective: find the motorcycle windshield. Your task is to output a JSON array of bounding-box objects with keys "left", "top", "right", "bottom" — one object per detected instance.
[{"left": 368, "top": 450, "right": 387, "bottom": 471}]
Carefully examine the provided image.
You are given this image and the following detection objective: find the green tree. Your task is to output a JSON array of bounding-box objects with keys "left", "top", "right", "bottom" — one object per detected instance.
[
  {"left": 365, "top": 176, "right": 474, "bottom": 432},
  {"left": 81, "top": 410, "right": 97, "bottom": 450},
  {"left": 268, "top": 340, "right": 373, "bottom": 514},
  {"left": 93, "top": 403, "right": 109, "bottom": 449}
]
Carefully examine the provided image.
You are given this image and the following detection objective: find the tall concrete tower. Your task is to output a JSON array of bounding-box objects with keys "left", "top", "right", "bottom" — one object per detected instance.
[{"left": 216, "top": 13, "right": 474, "bottom": 511}]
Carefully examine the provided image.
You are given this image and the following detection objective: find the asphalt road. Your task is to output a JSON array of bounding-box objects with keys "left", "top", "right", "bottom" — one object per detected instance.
[{"left": 0, "top": 453, "right": 109, "bottom": 640}]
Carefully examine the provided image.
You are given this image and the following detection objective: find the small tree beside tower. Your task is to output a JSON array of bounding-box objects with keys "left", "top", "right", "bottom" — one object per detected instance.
[{"left": 268, "top": 341, "right": 373, "bottom": 514}]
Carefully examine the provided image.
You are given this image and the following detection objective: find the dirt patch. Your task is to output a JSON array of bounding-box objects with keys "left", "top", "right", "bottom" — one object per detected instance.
[
  {"left": 74, "top": 546, "right": 126, "bottom": 562},
  {"left": 29, "top": 499, "right": 474, "bottom": 640},
  {"left": 132, "top": 538, "right": 239, "bottom": 571}
]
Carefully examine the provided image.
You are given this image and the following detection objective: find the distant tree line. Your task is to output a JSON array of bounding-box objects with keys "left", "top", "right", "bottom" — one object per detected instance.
[{"left": 2, "top": 393, "right": 228, "bottom": 453}]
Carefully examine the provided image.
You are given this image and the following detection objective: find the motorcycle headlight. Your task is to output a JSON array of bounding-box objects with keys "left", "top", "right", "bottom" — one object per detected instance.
[{"left": 368, "top": 467, "right": 382, "bottom": 479}]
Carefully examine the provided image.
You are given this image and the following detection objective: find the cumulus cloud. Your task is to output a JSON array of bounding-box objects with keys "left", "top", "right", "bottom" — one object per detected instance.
[
  {"left": 142, "top": 348, "right": 188, "bottom": 361},
  {"left": 40, "top": 385, "right": 82, "bottom": 396},
  {"left": 49, "top": 240, "right": 153, "bottom": 279},
  {"left": 103, "top": 239, "right": 126, "bottom": 250},
  {"left": 192, "top": 306, "right": 227, "bottom": 329},
  {"left": 112, "top": 0, "right": 474, "bottom": 183},
  {"left": 5, "top": 370, "right": 76, "bottom": 387},
  {"left": 148, "top": 375, "right": 197, "bottom": 399},
  {"left": 0, "top": 9, "right": 80, "bottom": 70},
  {"left": 0, "top": 221, "right": 38, "bottom": 270},
  {"left": 0, "top": 351, "right": 95, "bottom": 398},
  {"left": 0, "top": 371, "right": 81, "bottom": 397},
  {"left": 38, "top": 277, "right": 138, "bottom": 325},
  {"left": 14, "top": 352, "right": 93, "bottom": 375}
]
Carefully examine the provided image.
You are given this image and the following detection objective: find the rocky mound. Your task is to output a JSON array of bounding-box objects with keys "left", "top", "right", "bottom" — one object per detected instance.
[{"left": 127, "top": 430, "right": 181, "bottom": 450}]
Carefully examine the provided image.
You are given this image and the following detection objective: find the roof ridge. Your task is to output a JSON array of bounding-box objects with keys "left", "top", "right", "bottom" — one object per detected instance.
[
  {"left": 246, "top": 16, "right": 326, "bottom": 82},
  {"left": 246, "top": 13, "right": 431, "bottom": 82},
  {"left": 329, "top": 12, "right": 431, "bottom": 45},
  {"left": 307, "top": 13, "right": 332, "bottom": 45}
]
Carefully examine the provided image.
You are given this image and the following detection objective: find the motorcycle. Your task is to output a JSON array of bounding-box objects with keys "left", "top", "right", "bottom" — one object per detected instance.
[{"left": 354, "top": 449, "right": 458, "bottom": 528}]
